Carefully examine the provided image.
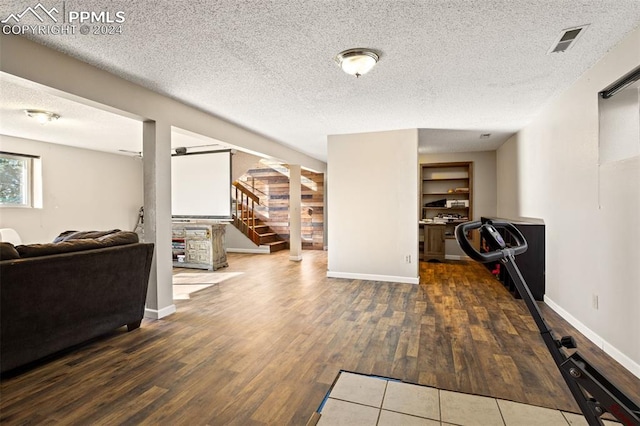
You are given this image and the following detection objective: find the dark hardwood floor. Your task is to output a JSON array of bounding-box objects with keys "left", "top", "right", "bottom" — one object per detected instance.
[{"left": 1, "top": 251, "right": 638, "bottom": 425}]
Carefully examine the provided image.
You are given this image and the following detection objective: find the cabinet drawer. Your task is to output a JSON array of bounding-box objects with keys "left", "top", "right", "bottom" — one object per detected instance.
[{"left": 186, "top": 229, "right": 208, "bottom": 238}]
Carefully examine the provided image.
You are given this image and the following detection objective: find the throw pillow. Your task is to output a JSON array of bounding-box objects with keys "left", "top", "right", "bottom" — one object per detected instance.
[
  {"left": 53, "top": 229, "right": 121, "bottom": 242},
  {"left": 97, "top": 231, "right": 139, "bottom": 246},
  {"left": 0, "top": 242, "right": 20, "bottom": 260}
]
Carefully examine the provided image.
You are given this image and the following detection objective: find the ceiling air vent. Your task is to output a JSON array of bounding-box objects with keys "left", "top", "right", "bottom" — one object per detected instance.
[{"left": 548, "top": 25, "right": 589, "bottom": 54}]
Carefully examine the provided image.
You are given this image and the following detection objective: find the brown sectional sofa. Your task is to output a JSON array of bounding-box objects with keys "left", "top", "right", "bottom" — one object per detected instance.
[{"left": 0, "top": 230, "right": 154, "bottom": 373}]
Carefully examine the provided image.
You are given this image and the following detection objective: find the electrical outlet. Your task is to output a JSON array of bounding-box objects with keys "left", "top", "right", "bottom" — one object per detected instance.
[
  {"left": 592, "top": 294, "right": 599, "bottom": 310},
  {"left": 405, "top": 255, "right": 411, "bottom": 264}
]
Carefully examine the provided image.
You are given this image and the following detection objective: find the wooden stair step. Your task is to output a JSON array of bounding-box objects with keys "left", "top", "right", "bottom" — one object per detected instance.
[
  {"left": 257, "top": 231, "right": 276, "bottom": 237},
  {"left": 264, "top": 240, "right": 287, "bottom": 253},
  {"left": 258, "top": 233, "right": 279, "bottom": 244}
]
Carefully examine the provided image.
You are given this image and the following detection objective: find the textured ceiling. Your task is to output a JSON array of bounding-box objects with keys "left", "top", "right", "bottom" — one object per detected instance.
[
  {"left": 1, "top": 0, "right": 639, "bottom": 161},
  {"left": 0, "top": 76, "right": 143, "bottom": 153}
]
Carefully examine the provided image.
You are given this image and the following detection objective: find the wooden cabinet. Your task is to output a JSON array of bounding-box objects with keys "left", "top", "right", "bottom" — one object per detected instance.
[
  {"left": 424, "top": 223, "right": 446, "bottom": 262},
  {"left": 172, "top": 223, "right": 228, "bottom": 270},
  {"left": 419, "top": 162, "right": 473, "bottom": 260}
]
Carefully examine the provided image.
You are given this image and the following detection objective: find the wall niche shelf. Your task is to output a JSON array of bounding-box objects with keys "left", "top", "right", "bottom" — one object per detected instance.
[{"left": 419, "top": 162, "right": 473, "bottom": 261}]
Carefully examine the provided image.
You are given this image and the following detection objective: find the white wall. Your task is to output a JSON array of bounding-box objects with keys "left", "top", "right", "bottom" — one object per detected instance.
[
  {"left": 496, "top": 137, "right": 519, "bottom": 219},
  {"left": 232, "top": 151, "right": 262, "bottom": 182},
  {"left": 224, "top": 224, "right": 269, "bottom": 253},
  {"left": 496, "top": 28, "right": 640, "bottom": 377},
  {"left": 599, "top": 86, "right": 640, "bottom": 163},
  {"left": 0, "top": 135, "right": 143, "bottom": 244},
  {"left": 327, "top": 129, "right": 419, "bottom": 284}
]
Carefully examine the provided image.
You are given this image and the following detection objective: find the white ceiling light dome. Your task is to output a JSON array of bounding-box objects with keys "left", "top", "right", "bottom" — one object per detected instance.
[{"left": 335, "top": 49, "right": 379, "bottom": 77}]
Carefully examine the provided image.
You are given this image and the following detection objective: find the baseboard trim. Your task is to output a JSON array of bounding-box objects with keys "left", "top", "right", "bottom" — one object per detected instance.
[
  {"left": 326, "top": 271, "right": 419, "bottom": 285},
  {"left": 225, "top": 247, "right": 270, "bottom": 254},
  {"left": 544, "top": 296, "right": 640, "bottom": 379},
  {"left": 144, "top": 304, "right": 177, "bottom": 320},
  {"left": 290, "top": 255, "right": 303, "bottom": 261}
]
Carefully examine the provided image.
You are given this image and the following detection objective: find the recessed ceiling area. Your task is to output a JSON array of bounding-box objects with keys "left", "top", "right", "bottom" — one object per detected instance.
[
  {"left": 418, "top": 129, "right": 514, "bottom": 154},
  {"left": 1, "top": 1, "right": 639, "bottom": 160},
  {"left": 0, "top": 74, "right": 236, "bottom": 157},
  {"left": 0, "top": 74, "right": 142, "bottom": 154}
]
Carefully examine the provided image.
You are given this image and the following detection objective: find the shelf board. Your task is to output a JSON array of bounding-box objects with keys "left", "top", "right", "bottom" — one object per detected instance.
[
  {"left": 421, "top": 220, "right": 468, "bottom": 225},
  {"left": 423, "top": 207, "right": 469, "bottom": 210},
  {"left": 422, "top": 177, "right": 469, "bottom": 182},
  {"left": 423, "top": 192, "right": 469, "bottom": 196}
]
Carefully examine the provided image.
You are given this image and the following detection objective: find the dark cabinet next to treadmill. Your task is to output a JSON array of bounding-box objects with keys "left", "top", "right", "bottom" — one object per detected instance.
[{"left": 481, "top": 217, "right": 545, "bottom": 301}]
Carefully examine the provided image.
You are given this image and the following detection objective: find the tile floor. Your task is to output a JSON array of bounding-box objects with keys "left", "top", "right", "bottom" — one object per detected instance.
[{"left": 312, "top": 371, "right": 621, "bottom": 426}]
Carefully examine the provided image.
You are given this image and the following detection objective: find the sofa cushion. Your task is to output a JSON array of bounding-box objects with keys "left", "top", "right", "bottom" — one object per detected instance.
[
  {"left": 54, "top": 229, "right": 121, "bottom": 242},
  {"left": 17, "top": 239, "right": 103, "bottom": 258},
  {"left": 0, "top": 242, "right": 20, "bottom": 260},
  {"left": 17, "top": 231, "right": 140, "bottom": 259},
  {"left": 15, "top": 230, "right": 139, "bottom": 257}
]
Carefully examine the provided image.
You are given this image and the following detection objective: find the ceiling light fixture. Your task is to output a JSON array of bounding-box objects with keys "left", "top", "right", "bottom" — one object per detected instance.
[
  {"left": 335, "top": 48, "right": 379, "bottom": 78},
  {"left": 24, "top": 109, "right": 60, "bottom": 124}
]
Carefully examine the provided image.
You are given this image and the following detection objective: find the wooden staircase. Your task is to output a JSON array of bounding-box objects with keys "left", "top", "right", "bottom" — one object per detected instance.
[
  {"left": 245, "top": 216, "right": 287, "bottom": 252},
  {"left": 232, "top": 182, "right": 287, "bottom": 253}
]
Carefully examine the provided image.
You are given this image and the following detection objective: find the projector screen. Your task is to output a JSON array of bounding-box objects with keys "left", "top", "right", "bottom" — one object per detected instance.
[{"left": 171, "top": 150, "right": 232, "bottom": 219}]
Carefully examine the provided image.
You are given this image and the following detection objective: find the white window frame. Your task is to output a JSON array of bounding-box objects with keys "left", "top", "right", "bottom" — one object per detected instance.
[{"left": 0, "top": 151, "right": 42, "bottom": 208}]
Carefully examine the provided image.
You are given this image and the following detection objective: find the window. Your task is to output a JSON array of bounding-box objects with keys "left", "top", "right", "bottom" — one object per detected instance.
[
  {"left": 598, "top": 67, "right": 640, "bottom": 164},
  {"left": 0, "top": 151, "right": 42, "bottom": 208}
]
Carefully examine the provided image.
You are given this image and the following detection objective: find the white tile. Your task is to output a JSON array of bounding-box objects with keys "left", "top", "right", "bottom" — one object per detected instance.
[
  {"left": 440, "top": 390, "right": 505, "bottom": 426},
  {"left": 378, "top": 410, "right": 440, "bottom": 426},
  {"left": 497, "top": 399, "right": 569, "bottom": 426},
  {"left": 382, "top": 380, "right": 440, "bottom": 420},
  {"left": 328, "top": 372, "right": 387, "bottom": 408},
  {"left": 317, "top": 398, "right": 380, "bottom": 426},
  {"left": 562, "top": 412, "right": 588, "bottom": 425}
]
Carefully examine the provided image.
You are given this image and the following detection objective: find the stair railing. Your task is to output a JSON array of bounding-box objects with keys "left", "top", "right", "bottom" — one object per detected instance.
[{"left": 232, "top": 181, "right": 261, "bottom": 245}]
